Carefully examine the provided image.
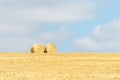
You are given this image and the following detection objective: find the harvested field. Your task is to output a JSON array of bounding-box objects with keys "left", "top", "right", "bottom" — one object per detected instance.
[{"left": 0, "top": 53, "right": 120, "bottom": 80}]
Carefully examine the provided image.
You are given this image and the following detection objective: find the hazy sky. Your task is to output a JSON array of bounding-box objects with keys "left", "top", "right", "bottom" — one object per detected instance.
[{"left": 0, "top": 0, "right": 120, "bottom": 52}]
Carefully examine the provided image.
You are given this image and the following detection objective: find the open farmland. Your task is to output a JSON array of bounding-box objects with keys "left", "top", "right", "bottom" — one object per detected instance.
[{"left": 0, "top": 53, "right": 120, "bottom": 80}]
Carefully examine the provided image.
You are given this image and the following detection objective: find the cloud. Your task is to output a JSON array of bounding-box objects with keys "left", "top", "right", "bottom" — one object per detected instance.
[
  {"left": 0, "top": 37, "right": 31, "bottom": 52},
  {"left": 0, "top": 0, "right": 97, "bottom": 23},
  {"left": 0, "top": 27, "right": 70, "bottom": 52},
  {"left": 34, "top": 27, "right": 71, "bottom": 44},
  {"left": 24, "top": 2, "right": 96, "bottom": 23},
  {"left": 74, "top": 19, "right": 120, "bottom": 52},
  {"left": 0, "top": 0, "right": 100, "bottom": 52},
  {"left": 0, "top": 24, "right": 45, "bottom": 37}
]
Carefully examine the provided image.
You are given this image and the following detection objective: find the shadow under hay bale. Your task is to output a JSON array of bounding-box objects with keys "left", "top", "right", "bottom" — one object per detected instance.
[
  {"left": 46, "top": 44, "right": 57, "bottom": 54},
  {"left": 44, "top": 47, "right": 48, "bottom": 53},
  {"left": 31, "top": 44, "right": 45, "bottom": 54}
]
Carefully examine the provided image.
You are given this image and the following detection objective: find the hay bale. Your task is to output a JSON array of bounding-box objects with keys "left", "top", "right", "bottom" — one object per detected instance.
[
  {"left": 31, "top": 44, "right": 45, "bottom": 54},
  {"left": 46, "top": 44, "right": 57, "bottom": 54}
]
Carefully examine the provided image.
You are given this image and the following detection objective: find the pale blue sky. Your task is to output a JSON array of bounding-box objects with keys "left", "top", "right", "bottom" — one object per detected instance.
[{"left": 0, "top": 0, "right": 120, "bottom": 52}]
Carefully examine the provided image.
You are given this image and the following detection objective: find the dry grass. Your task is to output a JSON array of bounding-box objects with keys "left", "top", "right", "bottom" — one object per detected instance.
[{"left": 0, "top": 53, "right": 120, "bottom": 80}]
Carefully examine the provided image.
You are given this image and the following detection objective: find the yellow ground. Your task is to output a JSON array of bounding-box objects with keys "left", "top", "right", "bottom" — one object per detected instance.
[{"left": 0, "top": 53, "right": 120, "bottom": 80}]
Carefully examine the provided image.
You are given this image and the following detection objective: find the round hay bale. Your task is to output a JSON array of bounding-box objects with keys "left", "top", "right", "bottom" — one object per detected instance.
[
  {"left": 31, "top": 44, "right": 45, "bottom": 54},
  {"left": 46, "top": 44, "right": 57, "bottom": 54}
]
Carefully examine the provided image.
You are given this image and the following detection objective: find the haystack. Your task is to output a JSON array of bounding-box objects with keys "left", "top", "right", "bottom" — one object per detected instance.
[
  {"left": 46, "top": 44, "right": 57, "bottom": 54},
  {"left": 31, "top": 44, "right": 45, "bottom": 54}
]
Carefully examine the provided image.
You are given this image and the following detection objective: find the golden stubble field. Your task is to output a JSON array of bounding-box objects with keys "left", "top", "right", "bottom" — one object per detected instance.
[{"left": 0, "top": 53, "right": 120, "bottom": 80}]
